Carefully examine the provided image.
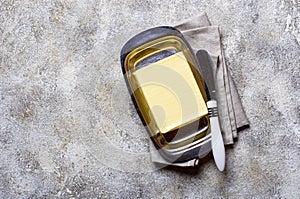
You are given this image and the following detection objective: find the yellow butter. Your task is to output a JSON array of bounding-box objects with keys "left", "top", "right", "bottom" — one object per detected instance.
[{"left": 132, "top": 51, "right": 208, "bottom": 133}]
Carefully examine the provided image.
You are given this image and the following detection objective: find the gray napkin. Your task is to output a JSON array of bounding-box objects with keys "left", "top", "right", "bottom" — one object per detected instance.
[{"left": 150, "top": 13, "right": 249, "bottom": 165}]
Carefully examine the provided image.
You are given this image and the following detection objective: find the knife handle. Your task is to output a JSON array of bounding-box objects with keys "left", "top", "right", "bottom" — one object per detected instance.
[{"left": 207, "top": 100, "right": 226, "bottom": 171}]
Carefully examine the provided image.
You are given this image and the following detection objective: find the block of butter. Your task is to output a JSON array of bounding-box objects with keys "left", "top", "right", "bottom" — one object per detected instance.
[{"left": 132, "top": 51, "right": 208, "bottom": 134}]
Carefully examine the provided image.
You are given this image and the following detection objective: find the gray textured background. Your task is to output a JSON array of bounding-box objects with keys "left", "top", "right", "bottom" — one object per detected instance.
[{"left": 0, "top": 0, "right": 299, "bottom": 198}]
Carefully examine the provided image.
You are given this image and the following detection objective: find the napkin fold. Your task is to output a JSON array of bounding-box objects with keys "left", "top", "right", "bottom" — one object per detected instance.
[{"left": 150, "top": 13, "right": 249, "bottom": 165}]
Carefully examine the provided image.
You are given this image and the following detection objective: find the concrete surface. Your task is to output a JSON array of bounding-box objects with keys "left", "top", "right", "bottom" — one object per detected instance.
[{"left": 0, "top": 0, "right": 299, "bottom": 198}]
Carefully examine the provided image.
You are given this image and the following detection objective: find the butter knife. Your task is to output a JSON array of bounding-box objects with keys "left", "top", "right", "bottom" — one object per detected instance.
[{"left": 196, "top": 50, "right": 225, "bottom": 171}]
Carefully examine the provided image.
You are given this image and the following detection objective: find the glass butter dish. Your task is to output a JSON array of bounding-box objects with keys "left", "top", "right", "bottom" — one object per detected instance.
[{"left": 120, "top": 27, "right": 212, "bottom": 164}]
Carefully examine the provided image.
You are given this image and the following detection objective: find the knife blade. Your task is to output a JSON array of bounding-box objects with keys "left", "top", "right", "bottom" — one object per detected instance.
[{"left": 196, "top": 50, "right": 225, "bottom": 171}]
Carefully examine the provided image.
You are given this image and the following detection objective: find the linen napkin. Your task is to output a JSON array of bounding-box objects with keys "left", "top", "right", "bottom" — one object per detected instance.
[{"left": 150, "top": 13, "right": 249, "bottom": 165}]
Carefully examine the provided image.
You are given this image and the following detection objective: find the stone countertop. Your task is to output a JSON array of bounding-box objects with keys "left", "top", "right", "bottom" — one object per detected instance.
[{"left": 0, "top": 0, "right": 299, "bottom": 198}]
